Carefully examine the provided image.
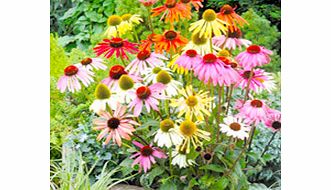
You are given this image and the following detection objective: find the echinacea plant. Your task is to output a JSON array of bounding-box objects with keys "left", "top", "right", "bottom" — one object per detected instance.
[{"left": 55, "top": 2, "right": 281, "bottom": 189}]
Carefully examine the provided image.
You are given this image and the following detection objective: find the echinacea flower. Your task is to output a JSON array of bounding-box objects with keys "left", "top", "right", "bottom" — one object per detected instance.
[
  {"left": 220, "top": 116, "right": 251, "bottom": 140},
  {"left": 154, "top": 119, "right": 183, "bottom": 148},
  {"left": 111, "top": 74, "right": 138, "bottom": 104},
  {"left": 79, "top": 57, "right": 107, "bottom": 72},
  {"left": 102, "top": 65, "right": 142, "bottom": 91},
  {"left": 175, "top": 49, "right": 202, "bottom": 71},
  {"left": 235, "top": 45, "right": 273, "bottom": 70},
  {"left": 154, "top": 30, "right": 188, "bottom": 54},
  {"left": 155, "top": 70, "right": 182, "bottom": 97},
  {"left": 177, "top": 120, "right": 210, "bottom": 153},
  {"left": 180, "top": 0, "right": 204, "bottom": 11},
  {"left": 212, "top": 27, "right": 251, "bottom": 50},
  {"left": 217, "top": 4, "right": 248, "bottom": 32},
  {"left": 131, "top": 141, "right": 167, "bottom": 173},
  {"left": 236, "top": 69, "right": 276, "bottom": 93},
  {"left": 119, "top": 14, "right": 143, "bottom": 31},
  {"left": 189, "top": 9, "right": 228, "bottom": 38},
  {"left": 171, "top": 148, "right": 196, "bottom": 168},
  {"left": 182, "top": 33, "right": 220, "bottom": 56},
  {"left": 139, "top": 33, "right": 157, "bottom": 51},
  {"left": 264, "top": 109, "right": 281, "bottom": 132},
  {"left": 93, "top": 102, "right": 139, "bottom": 146},
  {"left": 90, "top": 83, "right": 115, "bottom": 114},
  {"left": 139, "top": 0, "right": 157, "bottom": 7},
  {"left": 57, "top": 65, "right": 94, "bottom": 93},
  {"left": 143, "top": 66, "right": 172, "bottom": 84},
  {"left": 126, "top": 49, "right": 167, "bottom": 75},
  {"left": 151, "top": 0, "right": 191, "bottom": 23},
  {"left": 104, "top": 15, "right": 124, "bottom": 38},
  {"left": 170, "top": 85, "right": 213, "bottom": 121},
  {"left": 193, "top": 53, "right": 240, "bottom": 86},
  {"left": 94, "top": 37, "right": 138, "bottom": 60},
  {"left": 238, "top": 99, "right": 270, "bottom": 125},
  {"left": 128, "top": 83, "right": 167, "bottom": 116}
]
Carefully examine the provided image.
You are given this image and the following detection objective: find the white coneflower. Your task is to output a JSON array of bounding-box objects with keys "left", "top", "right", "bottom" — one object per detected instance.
[
  {"left": 154, "top": 119, "right": 183, "bottom": 148},
  {"left": 220, "top": 116, "right": 251, "bottom": 140},
  {"left": 90, "top": 83, "right": 115, "bottom": 114}
]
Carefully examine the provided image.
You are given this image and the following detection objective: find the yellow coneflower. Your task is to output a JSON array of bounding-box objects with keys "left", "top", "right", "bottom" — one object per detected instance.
[
  {"left": 182, "top": 33, "right": 220, "bottom": 56},
  {"left": 104, "top": 15, "right": 125, "bottom": 38},
  {"left": 189, "top": 9, "right": 228, "bottom": 38},
  {"left": 177, "top": 120, "right": 210, "bottom": 153},
  {"left": 170, "top": 85, "right": 214, "bottom": 121},
  {"left": 119, "top": 14, "right": 143, "bottom": 31}
]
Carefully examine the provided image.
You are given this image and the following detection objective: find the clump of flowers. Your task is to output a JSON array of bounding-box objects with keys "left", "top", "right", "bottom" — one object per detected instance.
[{"left": 56, "top": 2, "right": 281, "bottom": 188}]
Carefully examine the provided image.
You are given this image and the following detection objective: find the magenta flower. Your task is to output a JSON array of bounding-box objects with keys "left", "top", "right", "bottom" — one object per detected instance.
[
  {"left": 238, "top": 99, "right": 270, "bottom": 125},
  {"left": 102, "top": 65, "right": 142, "bottom": 91},
  {"left": 193, "top": 53, "right": 239, "bottom": 86},
  {"left": 128, "top": 83, "right": 167, "bottom": 116},
  {"left": 126, "top": 49, "right": 167, "bottom": 75},
  {"left": 235, "top": 45, "right": 273, "bottom": 70},
  {"left": 93, "top": 37, "right": 138, "bottom": 60},
  {"left": 93, "top": 102, "right": 139, "bottom": 146},
  {"left": 131, "top": 141, "right": 167, "bottom": 173},
  {"left": 236, "top": 68, "right": 275, "bottom": 93},
  {"left": 57, "top": 65, "right": 94, "bottom": 93},
  {"left": 175, "top": 49, "right": 202, "bottom": 70},
  {"left": 264, "top": 109, "right": 281, "bottom": 132}
]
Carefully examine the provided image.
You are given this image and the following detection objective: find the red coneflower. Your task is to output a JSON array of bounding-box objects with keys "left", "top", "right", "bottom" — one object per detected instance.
[{"left": 94, "top": 37, "right": 138, "bottom": 60}]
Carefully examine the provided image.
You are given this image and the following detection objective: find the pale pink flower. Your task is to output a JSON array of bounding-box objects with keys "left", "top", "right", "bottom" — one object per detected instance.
[
  {"left": 238, "top": 99, "right": 270, "bottom": 125},
  {"left": 93, "top": 102, "right": 139, "bottom": 146},
  {"left": 57, "top": 65, "right": 94, "bottom": 93},
  {"left": 175, "top": 49, "right": 202, "bottom": 70},
  {"left": 264, "top": 109, "right": 281, "bottom": 132},
  {"left": 126, "top": 50, "right": 167, "bottom": 75},
  {"left": 102, "top": 65, "right": 142, "bottom": 91},
  {"left": 235, "top": 45, "right": 273, "bottom": 70},
  {"left": 79, "top": 57, "right": 107, "bottom": 71},
  {"left": 236, "top": 68, "right": 275, "bottom": 93},
  {"left": 212, "top": 30, "right": 251, "bottom": 50},
  {"left": 128, "top": 83, "right": 167, "bottom": 116},
  {"left": 131, "top": 141, "right": 167, "bottom": 173}
]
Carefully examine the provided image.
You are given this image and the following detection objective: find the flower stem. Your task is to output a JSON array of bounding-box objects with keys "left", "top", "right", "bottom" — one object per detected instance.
[
  {"left": 133, "top": 133, "right": 149, "bottom": 145},
  {"left": 120, "top": 56, "right": 127, "bottom": 67},
  {"left": 147, "top": 7, "right": 154, "bottom": 33},
  {"left": 132, "top": 26, "right": 140, "bottom": 43},
  {"left": 169, "top": 148, "right": 173, "bottom": 176},
  {"left": 225, "top": 84, "right": 234, "bottom": 115},
  {"left": 216, "top": 85, "right": 223, "bottom": 143},
  {"left": 253, "top": 131, "right": 277, "bottom": 167},
  {"left": 209, "top": 37, "right": 213, "bottom": 53},
  {"left": 245, "top": 125, "right": 256, "bottom": 161}
]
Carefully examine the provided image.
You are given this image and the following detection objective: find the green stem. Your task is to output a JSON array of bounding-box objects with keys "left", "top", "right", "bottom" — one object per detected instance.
[
  {"left": 169, "top": 148, "right": 173, "bottom": 176},
  {"left": 253, "top": 132, "right": 277, "bottom": 167},
  {"left": 132, "top": 26, "right": 140, "bottom": 42},
  {"left": 225, "top": 84, "right": 234, "bottom": 115},
  {"left": 209, "top": 37, "right": 213, "bottom": 53},
  {"left": 147, "top": 7, "right": 154, "bottom": 33},
  {"left": 120, "top": 56, "right": 127, "bottom": 67},
  {"left": 132, "top": 133, "right": 149, "bottom": 145}
]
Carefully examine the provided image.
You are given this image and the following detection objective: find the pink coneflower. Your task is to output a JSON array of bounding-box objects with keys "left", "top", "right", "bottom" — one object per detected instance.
[
  {"left": 128, "top": 83, "right": 167, "bottom": 116},
  {"left": 93, "top": 102, "right": 139, "bottom": 146},
  {"left": 236, "top": 69, "right": 275, "bottom": 93},
  {"left": 139, "top": 0, "right": 157, "bottom": 7},
  {"left": 238, "top": 99, "right": 270, "bottom": 125},
  {"left": 93, "top": 37, "right": 138, "bottom": 60},
  {"left": 175, "top": 49, "right": 202, "bottom": 70},
  {"left": 235, "top": 45, "right": 273, "bottom": 70},
  {"left": 212, "top": 27, "right": 251, "bottom": 50},
  {"left": 57, "top": 65, "right": 94, "bottom": 93},
  {"left": 131, "top": 141, "right": 167, "bottom": 173},
  {"left": 102, "top": 65, "right": 142, "bottom": 91},
  {"left": 264, "top": 109, "right": 281, "bottom": 132},
  {"left": 79, "top": 57, "right": 107, "bottom": 71},
  {"left": 217, "top": 56, "right": 241, "bottom": 86},
  {"left": 193, "top": 53, "right": 239, "bottom": 86},
  {"left": 126, "top": 49, "right": 167, "bottom": 75}
]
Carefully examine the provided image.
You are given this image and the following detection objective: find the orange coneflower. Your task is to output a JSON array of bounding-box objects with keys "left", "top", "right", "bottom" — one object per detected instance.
[
  {"left": 180, "top": 0, "right": 204, "bottom": 11},
  {"left": 154, "top": 30, "right": 188, "bottom": 54},
  {"left": 139, "top": 33, "right": 157, "bottom": 51},
  {"left": 217, "top": 4, "right": 248, "bottom": 32},
  {"left": 151, "top": 0, "right": 191, "bottom": 24}
]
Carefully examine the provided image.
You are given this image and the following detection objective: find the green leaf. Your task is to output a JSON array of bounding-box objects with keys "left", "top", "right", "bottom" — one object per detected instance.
[
  {"left": 249, "top": 183, "right": 270, "bottom": 190},
  {"left": 85, "top": 12, "right": 105, "bottom": 23},
  {"left": 60, "top": 7, "right": 77, "bottom": 20},
  {"left": 58, "top": 36, "right": 76, "bottom": 47},
  {"left": 199, "top": 164, "right": 225, "bottom": 173},
  {"left": 210, "top": 177, "right": 229, "bottom": 190}
]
